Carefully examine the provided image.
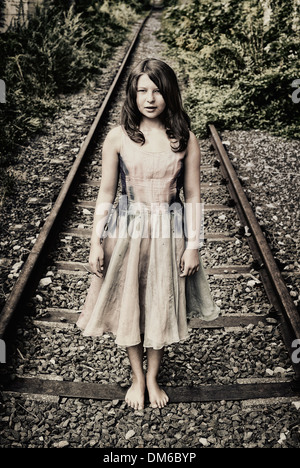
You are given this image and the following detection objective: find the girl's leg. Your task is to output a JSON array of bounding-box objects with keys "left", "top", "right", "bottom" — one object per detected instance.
[
  {"left": 146, "top": 347, "right": 169, "bottom": 408},
  {"left": 125, "top": 342, "right": 146, "bottom": 410}
]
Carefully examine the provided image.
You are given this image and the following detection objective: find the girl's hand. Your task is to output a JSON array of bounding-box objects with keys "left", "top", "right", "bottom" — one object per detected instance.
[
  {"left": 89, "top": 242, "right": 105, "bottom": 278},
  {"left": 179, "top": 249, "right": 200, "bottom": 277}
]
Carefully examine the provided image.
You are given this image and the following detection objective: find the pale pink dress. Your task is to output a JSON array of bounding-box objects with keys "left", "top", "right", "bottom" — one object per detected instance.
[{"left": 76, "top": 127, "right": 220, "bottom": 349}]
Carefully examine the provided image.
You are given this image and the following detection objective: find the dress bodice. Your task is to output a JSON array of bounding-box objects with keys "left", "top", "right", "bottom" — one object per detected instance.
[{"left": 119, "top": 127, "right": 186, "bottom": 208}]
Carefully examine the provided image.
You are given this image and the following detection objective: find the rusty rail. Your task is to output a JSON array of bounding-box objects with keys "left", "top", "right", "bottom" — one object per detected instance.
[{"left": 209, "top": 124, "right": 300, "bottom": 378}]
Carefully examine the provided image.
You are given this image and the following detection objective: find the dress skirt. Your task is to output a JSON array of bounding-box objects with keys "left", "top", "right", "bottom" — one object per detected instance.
[{"left": 76, "top": 202, "right": 220, "bottom": 350}]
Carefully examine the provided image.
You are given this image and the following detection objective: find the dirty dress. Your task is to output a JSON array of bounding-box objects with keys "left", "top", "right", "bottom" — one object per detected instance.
[{"left": 76, "top": 127, "right": 220, "bottom": 349}]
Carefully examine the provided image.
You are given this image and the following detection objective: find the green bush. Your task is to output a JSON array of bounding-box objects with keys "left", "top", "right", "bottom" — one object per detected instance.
[
  {"left": 159, "top": 0, "right": 300, "bottom": 139},
  {"left": 74, "top": 0, "right": 151, "bottom": 15},
  {"left": 0, "top": 0, "right": 144, "bottom": 204},
  {"left": 0, "top": 0, "right": 141, "bottom": 164}
]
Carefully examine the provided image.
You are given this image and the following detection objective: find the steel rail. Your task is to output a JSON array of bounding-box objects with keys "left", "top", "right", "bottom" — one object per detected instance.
[
  {"left": 209, "top": 124, "right": 300, "bottom": 347},
  {"left": 0, "top": 12, "right": 151, "bottom": 339}
]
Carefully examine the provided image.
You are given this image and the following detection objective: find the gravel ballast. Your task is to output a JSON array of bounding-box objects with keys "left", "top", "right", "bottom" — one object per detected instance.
[
  {"left": 1, "top": 394, "right": 300, "bottom": 448},
  {"left": 221, "top": 130, "right": 300, "bottom": 308}
]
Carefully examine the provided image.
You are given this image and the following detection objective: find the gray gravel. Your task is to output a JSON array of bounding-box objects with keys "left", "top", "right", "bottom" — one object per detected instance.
[
  {"left": 1, "top": 392, "right": 300, "bottom": 448},
  {"left": 221, "top": 130, "right": 300, "bottom": 308},
  {"left": 5, "top": 319, "right": 292, "bottom": 386}
]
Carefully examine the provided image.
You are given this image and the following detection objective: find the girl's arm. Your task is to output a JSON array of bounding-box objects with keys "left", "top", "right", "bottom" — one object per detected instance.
[
  {"left": 89, "top": 126, "right": 120, "bottom": 277},
  {"left": 180, "top": 131, "right": 202, "bottom": 277}
]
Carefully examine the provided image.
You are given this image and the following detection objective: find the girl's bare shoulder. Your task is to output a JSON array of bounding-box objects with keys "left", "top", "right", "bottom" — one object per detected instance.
[
  {"left": 188, "top": 130, "right": 200, "bottom": 147},
  {"left": 104, "top": 126, "right": 122, "bottom": 154},
  {"left": 186, "top": 130, "right": 201, "bottom": 156}
]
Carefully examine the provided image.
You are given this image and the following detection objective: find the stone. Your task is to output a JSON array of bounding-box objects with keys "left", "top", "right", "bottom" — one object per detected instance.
[
  {"left": 199, "top": 438, "right": 209, "bottom": 447},
  {"left": 53, "top": 441, "right": 69, "bottom": 448},
  {"left": 39, "top": 277, "right": 52, "bottom": 287},
  {"left": 125, "top": 430, "right": 135, "bottom": 440}
]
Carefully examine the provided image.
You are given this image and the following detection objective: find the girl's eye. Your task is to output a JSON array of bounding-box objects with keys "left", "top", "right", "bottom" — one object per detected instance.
[{"left": 137, "top": 89, "right": 161, "bottom": 93}]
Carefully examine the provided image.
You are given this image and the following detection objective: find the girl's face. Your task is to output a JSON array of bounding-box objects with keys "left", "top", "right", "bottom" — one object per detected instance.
[{"left": 136, "top": 74, "right": 166, "bottom": 120}]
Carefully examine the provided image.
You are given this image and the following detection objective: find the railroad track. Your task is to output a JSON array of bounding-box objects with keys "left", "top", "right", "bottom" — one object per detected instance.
[
  {"left": 151, "top": 0, "right": 164, "bottom": 9},
  {"left": 1, "top": 8, "right": 300, "bottom": 409}
]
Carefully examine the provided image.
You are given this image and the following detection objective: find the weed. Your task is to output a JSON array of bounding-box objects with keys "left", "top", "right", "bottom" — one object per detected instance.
[
  {"left": 0, "top": 0, "right": 144, "bottom": 165},
  {"left": 159, "top": 0, "right": 300, "bottom": 139}
]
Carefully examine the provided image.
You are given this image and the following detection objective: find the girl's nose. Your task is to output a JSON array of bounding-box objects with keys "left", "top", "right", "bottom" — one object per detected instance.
[{"left": 146, "top": 92, "right": 155, "bottom": 103}]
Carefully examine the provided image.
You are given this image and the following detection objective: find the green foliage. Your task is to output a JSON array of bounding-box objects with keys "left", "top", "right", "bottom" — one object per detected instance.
[
  {"left": 74, "top": 0, "right": 151, "bottom": 15},
  {"left": 0, "top": 0, "right": 141, "bottom": 165},
  {"left": 47, "top": 0, "right": 75, "bottom": 11},
  {"left": 159, "top": 0, "right": 300, "bottom": 139}
]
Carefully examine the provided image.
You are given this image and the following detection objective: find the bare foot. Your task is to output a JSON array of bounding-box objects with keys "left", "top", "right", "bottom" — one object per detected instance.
[
  {"left": 125, "top": 377, "right": 146, "bottom": 410},
  {"left": 146, "top": 374, "right": 169, "bottom": 409}
]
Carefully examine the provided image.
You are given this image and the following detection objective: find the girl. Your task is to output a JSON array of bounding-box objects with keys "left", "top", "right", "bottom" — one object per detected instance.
[{"left": 77, "top": 58, "right": 220, "bottom": 410}]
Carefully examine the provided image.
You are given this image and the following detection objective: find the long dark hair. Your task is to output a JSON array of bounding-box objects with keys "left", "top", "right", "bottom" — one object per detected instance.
[{"left": 121, "top": 58, "right": 191, "bottom": 153}]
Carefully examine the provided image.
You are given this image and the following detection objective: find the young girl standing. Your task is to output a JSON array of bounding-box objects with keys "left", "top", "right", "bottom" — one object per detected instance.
[{"left": 77, "top": 58, "right": 220, "bottom": 410}]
